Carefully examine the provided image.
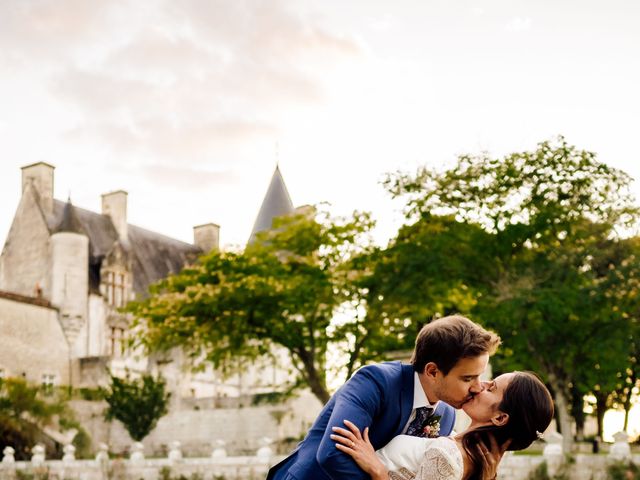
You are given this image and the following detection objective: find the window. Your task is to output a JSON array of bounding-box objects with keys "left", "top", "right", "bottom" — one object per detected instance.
[
  {"left": 104, "top": 270, "right": 127, "bottom": 307},
  {"left": 42, "top": 373, "right": 56, "bottom": 393},
  {"left": 109, "top": 327, "right": 126, "bottom": 357}
]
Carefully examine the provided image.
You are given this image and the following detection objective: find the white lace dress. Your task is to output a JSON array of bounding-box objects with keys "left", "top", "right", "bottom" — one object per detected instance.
[{"left": 376, "top": 436, "right": 463, "bottom": 480}]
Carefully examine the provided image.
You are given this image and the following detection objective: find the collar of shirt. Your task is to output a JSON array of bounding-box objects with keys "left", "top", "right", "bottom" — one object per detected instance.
[{"left": 413, "top": 371, "right": 438, "bottom": 411}]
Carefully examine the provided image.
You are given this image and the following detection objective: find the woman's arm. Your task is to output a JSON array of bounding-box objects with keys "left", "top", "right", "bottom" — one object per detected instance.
[{"left": 331, "top": 420, "right": 389, "bottom": 480}]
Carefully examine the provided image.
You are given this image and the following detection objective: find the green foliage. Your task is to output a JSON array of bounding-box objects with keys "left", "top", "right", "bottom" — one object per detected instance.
[
  {"left": 102, "top": 372, "right": 170, "bottom": 442},
  {"left": 381, "top": 137, "right": 640, "bottom": 450},
  {"left": 607, "top": 461, "right": 640, "bottom": 480},
  {"left": 526, "top": 461, "right": 570, "bottom": 480},
  {"left": 15, "top": 468, "right": 51, "bottom": 480},
  {"left": 75, "top": 387, "right": 105, "bottom": 401},
  {"left": 0, "top": 377, "right": 75, "bottom": 460},
  {"left": 251, "top": 390, "right": 293, "bottom": 406},
  {"left": 127, "top": 208, "right": 395, "bottom": 403}
]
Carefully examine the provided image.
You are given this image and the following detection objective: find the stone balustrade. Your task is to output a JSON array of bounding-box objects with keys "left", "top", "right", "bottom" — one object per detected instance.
[{"left": 0, "top": 432, "right": 638, "bottom": 480}]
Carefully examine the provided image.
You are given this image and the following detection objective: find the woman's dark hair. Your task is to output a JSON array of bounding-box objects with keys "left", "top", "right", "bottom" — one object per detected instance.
[{"left": 462, "top": 372, "right": 554, "bottom": 480}]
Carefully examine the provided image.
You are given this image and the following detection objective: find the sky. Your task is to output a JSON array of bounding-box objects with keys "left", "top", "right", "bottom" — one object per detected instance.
[{"left": 1, "top": 0, "right": 640, "bottom": 249}]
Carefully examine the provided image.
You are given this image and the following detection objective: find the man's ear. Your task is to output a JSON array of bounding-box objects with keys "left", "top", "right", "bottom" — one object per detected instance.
[
  {"left": 423, "top": 362, "right": 440, "bottom": 379},
  {"left": 491, "top": 412, "right": 509, "bottom": 427}
]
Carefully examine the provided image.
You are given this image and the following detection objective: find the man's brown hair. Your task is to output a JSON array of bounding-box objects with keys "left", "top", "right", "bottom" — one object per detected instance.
[{"left": 410, "top": 314, "right": 501, "bottom": 375}]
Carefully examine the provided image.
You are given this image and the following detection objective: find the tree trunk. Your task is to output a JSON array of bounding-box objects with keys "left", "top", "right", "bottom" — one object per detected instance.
[
  {"left": 548, "top": 372, "right": 574, "bottom": 453},
  {"left": 623, "top": 371, "right": 637, "bottom": 431},
  {"left": 570, "top": 385, "right": 586, "bottom": 441},
  {"left": 624, "top": 406, "right": 630, "bottom": 432},
  {"left": 295, "top": 348, "right": 330, "bottom": 404},
  {"left": 594, "top": 392, "right": 608, "bottom": 439}
]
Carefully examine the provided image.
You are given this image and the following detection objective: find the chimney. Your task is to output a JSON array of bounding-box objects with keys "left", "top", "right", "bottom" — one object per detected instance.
[
  {"left": 21, "top": 162, "right": 55, "bottom": 215},
  {"left": 193, "top": 223, "right": 220, "bottom": 252},
  {"left": 101, "top": 190, "right": 128, "bottom": 240}
]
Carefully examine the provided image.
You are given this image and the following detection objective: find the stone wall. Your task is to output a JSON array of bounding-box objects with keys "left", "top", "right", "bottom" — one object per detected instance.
[
  {"left": 0, "top": 186, "right": 52, "bottom": 297},
  {"left": 0, "top": 294, "right": 69, "bottom": 385},
  {"left": 70, "top": 389, "right": 322, "bottom": 456}
]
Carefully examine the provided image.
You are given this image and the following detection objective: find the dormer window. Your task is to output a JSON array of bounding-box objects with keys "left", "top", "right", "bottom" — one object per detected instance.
[{"left": 104, "top": 270, "right": 128, "bottom": 308}]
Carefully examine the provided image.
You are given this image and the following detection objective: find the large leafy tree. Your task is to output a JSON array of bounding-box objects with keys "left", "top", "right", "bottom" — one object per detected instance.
[
  {"left": 103, "top": 372, "right": 170, "bottom": 442},
  {"left": 127, "top": 209, "right": 405, "bottom": 404},
  {"left": 360, "top": 213, "right": 494, "bottom": 354},
  {"left": 382, "top": 137, "right": 639, "bottom": 451}
]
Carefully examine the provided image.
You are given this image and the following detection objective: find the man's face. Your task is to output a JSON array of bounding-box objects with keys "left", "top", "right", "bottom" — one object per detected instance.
[{"left": 430, "top": 353, "right": 489, "bottom": 409}]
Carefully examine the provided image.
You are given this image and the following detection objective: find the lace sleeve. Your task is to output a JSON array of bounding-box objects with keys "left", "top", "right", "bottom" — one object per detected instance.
[{"left": 415, "top": 439, "right": 463, "bottom": 480}]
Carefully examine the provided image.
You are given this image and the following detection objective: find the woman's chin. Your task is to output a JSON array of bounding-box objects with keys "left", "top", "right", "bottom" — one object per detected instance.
[{"left": 461, "top": 399, "right": 475, "bottom": 416}]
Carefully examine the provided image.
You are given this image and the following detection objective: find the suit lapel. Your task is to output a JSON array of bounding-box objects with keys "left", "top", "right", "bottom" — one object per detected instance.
[
  {"left": 433, "top": 401, "right": 445, "bottom": 418},
  {"left": 396, "top": 364, "right": 415, "bottom": 436}
]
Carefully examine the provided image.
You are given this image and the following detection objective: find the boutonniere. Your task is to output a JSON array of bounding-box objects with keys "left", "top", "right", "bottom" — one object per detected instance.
[{"left": 423, "top": 415, "right": 441, "bottom": 438}]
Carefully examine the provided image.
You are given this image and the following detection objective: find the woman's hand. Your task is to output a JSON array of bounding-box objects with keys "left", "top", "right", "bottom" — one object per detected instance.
[
  {"left": 331, "top": 420, "right": 389, "bottom": 480},
  {"left": 476, "top": 434, "right": 511, "bottom": 480}
]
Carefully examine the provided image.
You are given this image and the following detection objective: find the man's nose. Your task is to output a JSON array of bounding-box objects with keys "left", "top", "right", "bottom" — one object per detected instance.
[{"left": 469, "top": 379, "right": 485, "bottom": 394}]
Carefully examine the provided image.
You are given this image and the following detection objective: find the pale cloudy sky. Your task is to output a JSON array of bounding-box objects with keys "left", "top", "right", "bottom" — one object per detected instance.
[{"left": 1, "top": 0, "right": 639, "bottom": 248}]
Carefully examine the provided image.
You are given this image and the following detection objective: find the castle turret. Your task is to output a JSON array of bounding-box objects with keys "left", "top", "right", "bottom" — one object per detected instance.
[
  {"left": 248, "top": 166, "right": 294, "bottom": 244},
  {"left": 49, "top": 200, "right": 89, "bottom": 355},
  {"left": 21, "top": 162, "right": 55, "bottom": 216}
]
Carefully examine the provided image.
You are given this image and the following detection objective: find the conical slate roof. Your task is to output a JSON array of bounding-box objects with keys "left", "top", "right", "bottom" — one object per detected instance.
[
  {"left": 54, "top": 199, "right": 85, "bottom": 235},
  {"left": 248, "top": 166, "right": 294, "bottom": 244}
]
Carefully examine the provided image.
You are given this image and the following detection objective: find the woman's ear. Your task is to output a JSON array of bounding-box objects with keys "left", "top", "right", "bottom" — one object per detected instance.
[{"left": 490, "top": 412, "right": 509, "bottom": 427}]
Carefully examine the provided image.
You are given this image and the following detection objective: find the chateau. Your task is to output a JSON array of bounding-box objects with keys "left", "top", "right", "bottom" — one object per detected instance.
[{"left": 0, "top": 161, "right": 297, "bottom": 401}]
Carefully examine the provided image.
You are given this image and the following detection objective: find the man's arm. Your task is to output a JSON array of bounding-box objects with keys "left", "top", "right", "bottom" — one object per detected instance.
[{"left": 316, "top": 366, "right": 388, "bottom": 479}]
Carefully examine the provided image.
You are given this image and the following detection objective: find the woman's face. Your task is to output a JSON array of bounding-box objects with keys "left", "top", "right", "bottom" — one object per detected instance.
[{"left": 461, "top": 372, "right": 514, "bottom": 424}]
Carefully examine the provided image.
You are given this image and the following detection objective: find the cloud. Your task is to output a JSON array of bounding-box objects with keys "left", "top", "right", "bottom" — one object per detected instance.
[
  {"left": 505, "top": 17, "right": 532, "bottom": 32},
  {"left": 0, "top": 0, "right": 118, "bottom": 63},
  {"left": 139, "top": 164, "right": 238, "bottom": 190},
  {"left": 10, "top": 0, "right": 361, "bottom": 165},
  {"left": 65, "top": 118, "right": 278, "bottom": 163}
]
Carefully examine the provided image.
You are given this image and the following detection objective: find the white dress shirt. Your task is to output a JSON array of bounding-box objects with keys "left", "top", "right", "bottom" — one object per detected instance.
[{"left": 401, "top": 372, "right": 439, "bottom": 434}]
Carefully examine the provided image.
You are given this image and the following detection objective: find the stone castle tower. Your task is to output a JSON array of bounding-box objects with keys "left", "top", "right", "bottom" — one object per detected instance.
[{"left": 0, "top": 162, "right": 218, "bottom": 386}]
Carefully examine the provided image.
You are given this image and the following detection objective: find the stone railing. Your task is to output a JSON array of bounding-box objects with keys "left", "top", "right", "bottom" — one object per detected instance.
[
  {"left": 0, "top": 439, "right": 276, "bottom": 480},
  {"left": 1, "top": 432, "right": 638, "bottom": 480}
]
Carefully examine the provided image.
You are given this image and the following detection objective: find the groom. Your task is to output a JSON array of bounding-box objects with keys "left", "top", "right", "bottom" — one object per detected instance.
[{"left": 267, "top": 315, "right": 501, "bottom": 480}]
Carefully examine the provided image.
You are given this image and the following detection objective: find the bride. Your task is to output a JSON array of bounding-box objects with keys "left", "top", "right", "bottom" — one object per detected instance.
[{"left": 331, "top": 371, "right": 554, "bottom": 480}]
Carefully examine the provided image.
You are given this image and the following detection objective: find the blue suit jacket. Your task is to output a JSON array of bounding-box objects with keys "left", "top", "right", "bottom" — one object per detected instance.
[{"left": 267, "top": 361, "right": 456, "bottom": 480}]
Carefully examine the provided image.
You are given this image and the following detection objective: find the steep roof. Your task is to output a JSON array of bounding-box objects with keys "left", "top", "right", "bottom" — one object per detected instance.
[
  {"left": 248, "top": 165, "right": 294, "bottom": 244},
  {"left": 47, "top": 200, "right": 201, "bottom": 295},
  {"left": 53, "top": 200, "right": 86, "bottom": 235}
]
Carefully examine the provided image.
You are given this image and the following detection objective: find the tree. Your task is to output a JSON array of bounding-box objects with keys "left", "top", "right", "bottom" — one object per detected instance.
[
  {"left": 103, "top": 372, "right": 170, "bottom": 442},
  {"left": 0, "top": 377, "right": 69, "bottom": 460},
  {"left": 127, "top": 208, "right": 407, "bottom": 404},
  {"left": 383, "top": 137, "right": 639, "bottom": 452}
]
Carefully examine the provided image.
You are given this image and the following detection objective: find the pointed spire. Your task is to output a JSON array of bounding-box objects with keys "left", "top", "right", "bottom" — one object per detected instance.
[
  {"left": 248, "top": 165, "right": 294, "bottom": 244},
  {"left": 54, "top": 198, "right": 85, "bottom": 235}
]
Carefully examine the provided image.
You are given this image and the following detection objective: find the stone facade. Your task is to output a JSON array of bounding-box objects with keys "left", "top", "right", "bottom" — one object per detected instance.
[
  {"left": 0, "top": 162, "right": 315, "bottom": 452},
  {"left": 0, "top": 162, "right": 212, "bottom": 388},
  {"left": 0, "top": 292, "right": 69, "bottom": 386}
]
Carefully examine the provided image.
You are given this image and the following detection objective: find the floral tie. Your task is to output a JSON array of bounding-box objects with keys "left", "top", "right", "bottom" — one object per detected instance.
[{"left": 405, "top": 406, "right": 433, "bottom": 437}]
